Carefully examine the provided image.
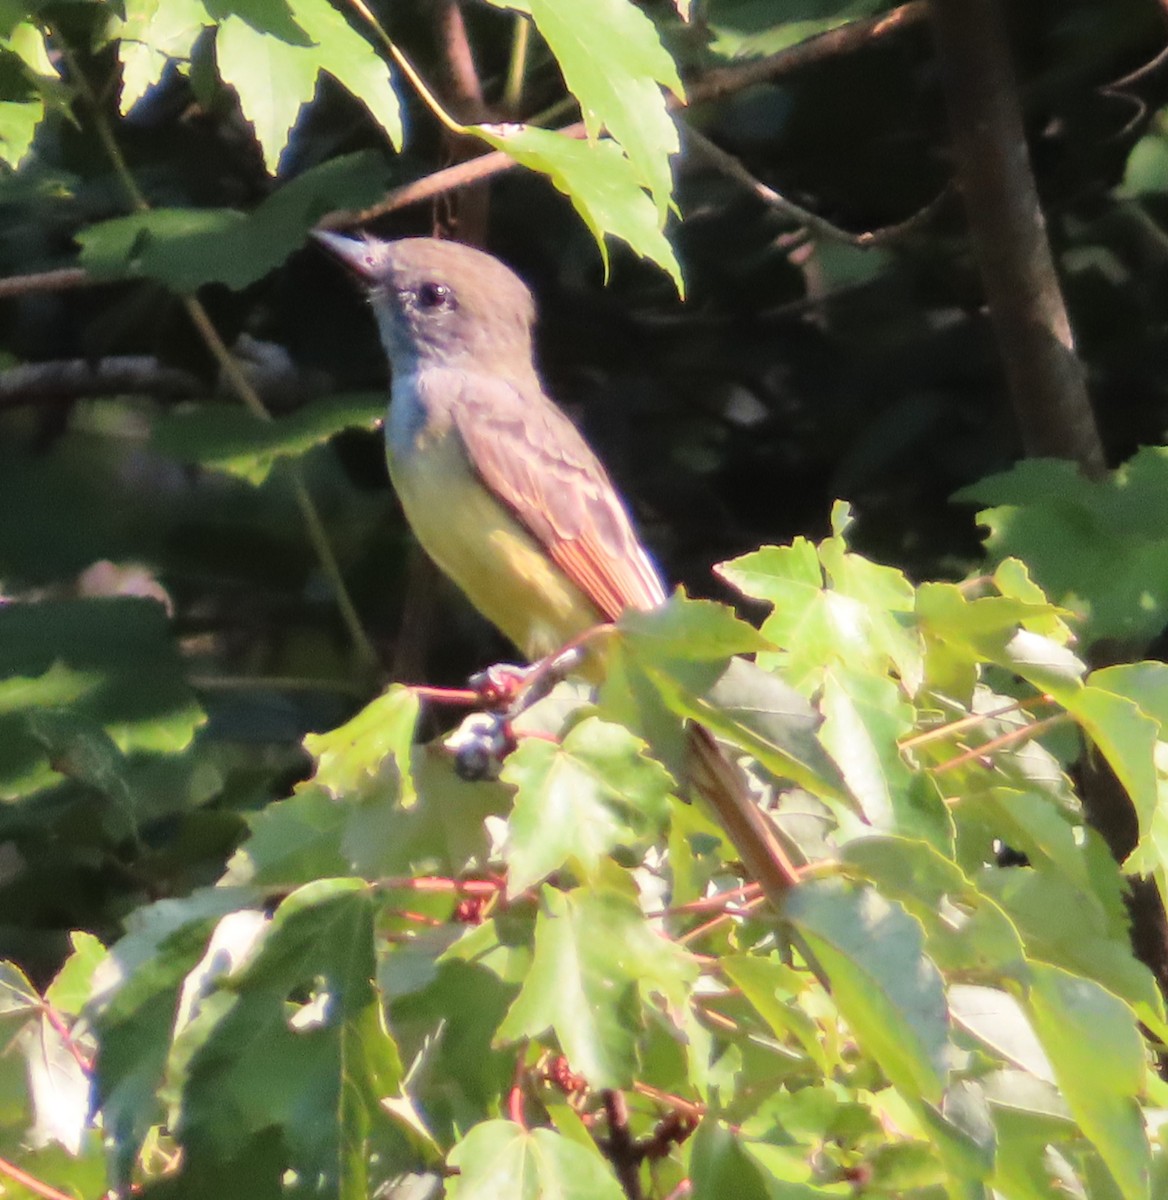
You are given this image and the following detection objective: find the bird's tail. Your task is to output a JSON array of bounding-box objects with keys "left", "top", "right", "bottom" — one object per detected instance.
[{"left": 685, "top": 723, "right": 803, "bottom": 905}]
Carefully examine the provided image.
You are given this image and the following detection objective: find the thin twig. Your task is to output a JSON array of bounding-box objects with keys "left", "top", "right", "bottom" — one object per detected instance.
[
  {"left": 686, "top": 726, "right": 803, "bottom": 902},
  {"left": 40, "top": 1004, "right": 93, "bottom": 1075},
  {"left": 187, "top": 674, "right": 371, "bottom": 697},
  {"left": 324, "top": 121, "right": 588, "bottom": 230},
  {"left": 0, "top": 267, "right": 93, "bottom": 298},
  {"left": 631, "top": 1082, "right": 705, "bottom": 1122},
  {"left": 503, "top": 15, "right": 531, "bottom": 117},
  {"left": 375, "top": 875, "right": 503, "bottom": 894},
  {"left": 677, "top": 895, "right": 767, "bottom": 945},
  {"left": 331, "top": 4, "right": 930, "bottom": 232},
  {"left": 682, "top": 123, "right": 948, "bottom": 247},
  {"left": 9, "top": 4, "right": 936, "bottom": 293},
  {"left": 648, "top": 881, "right": 762, "bottom": 918},
  {"left": 344, "top": 0, "right": 467, "bottom": 135},
  {"left": 930, "top": 714, "right": 1070, "bottom": 775},
  {"left": 685, "top": 1, "right": 928, "bottom": 106},
  {"left": 898, "top": 695, "right": 1055, "bottom": 749},
  {"left": 0, "top": 1156, "right": 77, "bottom": 1200},
  {"left": 0, "top": 356, "right": 202, "bottom": 407}
]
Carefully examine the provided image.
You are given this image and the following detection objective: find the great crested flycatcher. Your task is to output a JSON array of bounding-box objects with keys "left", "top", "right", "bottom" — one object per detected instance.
[
  {"left": 314, "top": 231, "right": 800, "bottom": 897},
  {"left": 314, "top": 233, "right": 665, "bottom": 660}
]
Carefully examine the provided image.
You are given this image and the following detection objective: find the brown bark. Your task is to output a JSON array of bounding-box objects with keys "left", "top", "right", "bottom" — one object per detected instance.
[{"left": 928, "top": 0, "right": 1106, "bottom": 476}]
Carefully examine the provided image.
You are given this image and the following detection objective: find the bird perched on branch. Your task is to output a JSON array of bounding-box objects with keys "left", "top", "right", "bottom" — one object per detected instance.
[{"left": 314, "top": 232, "right": 800, "bottom": 898}]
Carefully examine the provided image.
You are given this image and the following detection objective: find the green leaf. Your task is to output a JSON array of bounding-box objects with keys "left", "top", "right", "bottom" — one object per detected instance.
[
  {"left": 446, "top": 1120, "right": 623, "bottom": 1200},
  {"left": 222, "top": 784, "right": 350, "bottom": 886},
  {"left": 336, "top": 747, "right": 507, "bottom": 882},
  {"left": 45, "top": 932, "right": 107, "bottom": 1015},
  {"left": 916, "top": 582, "right": 1073, "bottom": 671},
  {"left": 26, "top": 708, "right": 142, "bottom": 845},
  {"left": 949, "top": 985, "right": 1053, "bottom": 1081},
  {"left": 1090, "top": 661, "right": 1168, "bottom": 727},
  {"left": 0, "top": 599, "right": 204, "bottom": 801},
  {"left": 641, "top": 655, "right": 849, "bottom": 802},
  {"left": 497, "top": 882, "right": 697, "bottom": 1088},
  {"left": 688, "top": 1120, "right": 771, "bottom": 1200},
  {"left": 783, "top": 879, "right": 949, "bottom": 1104},
  {"left": 21, "top": 1010, "right": 90, "bottom": 1153},
  {"left": 152, "top": 392, "right": 386, "bottom": 484},
  {"left": 481, "top": 0, "right": 682, "bottom": 218},
  {"left": 170, "top": 880, "right": 413, "bottom": 1196},
  {"left": 618, "top": 589, "right": 771, "bottom": 660},
  {"left": 1082, "top": 663, "right": 1168, "bottom": 888},
  {"left": 77, "top": 152, "right": 393, "bottom": 292},
  {"left": 1024, "top": 963, "right": 1150, "bottom": 1200},
  {"left": 473, "top": 124, "right": 683, "bottom": 291},
  {"left": 0, "top": 23, "right": 59, "bottom": 167},
  {"left": 1063, "top": 683, "right": 1159, "bottom": 852},
  {"left": 819, "top": 667, "right": 917, "bottom": 833},
  {"left": 718, "top": 535, "right": 920, "bottom": 693},
  {"left": 972, "top": 787, "right": 1090, "bottom": 891},
  {"left": 720, "top": 953, "right": 830, "bottom": 1072},
  {"left": 116, "top": 0, "right": 210, "bottom": 113},
  {"left": 388, "top": 958, "right": 517, "bottom": 1131},
  {"left": 0, "top": 961, "right": 40, "bottom": 1020},
  {"left": 980, "top": 868, "right": 1168, "bottom": 1043},
  {"left": 502, "top": 717, "right": 675, "bottom": 895},
  {"left": 216, "top": 0, "right": 402, "bottom": 173},
  {"left": 959, "top": 449, "right": 1168, "bottom": 645},
  {"left": 704, "top": 0, "right": 886, "bottom": 58},
  {"left": 0, "top": 95, "right": 40, "bottom": 167},
  {"left": 304, "top": 684, "right": 420, "bottom": 808},
  {"left": 841, "top": 837, "right": 1026, "bottom": 978},
  {"left": 89, "top": 887, "right": 259, "bottom": 1186},
  {"left": 1121, "top": 128, "right": 1168, "bottom": 196},
  {"left": 207, "top": 0, "right": 313, "bottom": 42}
]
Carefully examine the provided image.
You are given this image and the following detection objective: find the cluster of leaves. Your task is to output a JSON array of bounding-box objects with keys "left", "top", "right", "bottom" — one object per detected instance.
[
  {"left": 4, "top": 506, "right": 1168, "bottom": 1198},
  {"left": 0, "top": 0, "right": 684, "bottom": 292}
]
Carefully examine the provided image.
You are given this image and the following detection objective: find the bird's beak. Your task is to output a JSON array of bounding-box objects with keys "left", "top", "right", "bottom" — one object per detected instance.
[{"left": 311, "top": 229, "right": 379, "bottom": 282}]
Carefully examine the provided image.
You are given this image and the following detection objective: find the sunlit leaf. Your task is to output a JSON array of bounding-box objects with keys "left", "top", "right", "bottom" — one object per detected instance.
[
  {"left": 497, "top": 882, "right": 697, "bottom": 1088},
  {"left": 447, "top": 1120, "right": 623, "bottom": 1200},
  {"left": 502, "top": 717, "right": 674, "bottom": 894},
  {"left": 784, "top": 879, "right": 949, "bottom": 1104},
  {"left": 473, "top": 124, "right": 683, "bottom": 291}
]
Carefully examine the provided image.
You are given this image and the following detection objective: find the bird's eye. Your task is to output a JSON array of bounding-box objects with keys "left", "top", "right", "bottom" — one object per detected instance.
[{"left": 416, "top": 281, "right": 453, "bottom": 310}]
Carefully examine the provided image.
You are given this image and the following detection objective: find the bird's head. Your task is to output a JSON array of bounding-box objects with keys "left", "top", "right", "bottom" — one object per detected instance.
[{"left": 313, "top": 232, "right": 538, "bottom": 378}]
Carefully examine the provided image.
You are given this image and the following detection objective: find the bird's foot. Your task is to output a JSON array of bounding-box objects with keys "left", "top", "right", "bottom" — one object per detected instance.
[{"left": 467, "top": 663, "right": 533, "bottom": 709}]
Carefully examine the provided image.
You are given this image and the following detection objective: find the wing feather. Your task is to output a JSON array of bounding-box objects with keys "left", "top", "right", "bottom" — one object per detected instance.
[{"left": 447, "top": 373, "right": 666, "bottom": 620}]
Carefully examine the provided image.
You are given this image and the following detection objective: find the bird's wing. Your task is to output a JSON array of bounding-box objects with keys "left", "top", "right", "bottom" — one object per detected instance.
[{"left": 447, "top": 372, "right": 666, "bottom": 620}]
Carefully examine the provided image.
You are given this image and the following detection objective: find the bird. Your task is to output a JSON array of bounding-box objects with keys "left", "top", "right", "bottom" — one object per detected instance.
[
  {"left": 313, "top": 232, "right": 662, "bottom": 662},
  {"left": 313, "top": 231, "right": 800, "bottom": 897}
]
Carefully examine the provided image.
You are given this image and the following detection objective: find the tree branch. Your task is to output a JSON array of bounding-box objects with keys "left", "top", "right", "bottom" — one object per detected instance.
[
  {"left": 681, "top": 123, "right": 948, "bottom": 247},
  {"left": 685, "top": 1, "right": 927, "bottom": 106},
  {"left": 0, "top": 266, "right": 93, "bottom": 298},
  {"left": 600, "top": 1090, "right": 643, "bottom": 1200},
  {"left": 0, "top": 356, "right": 202, "bottom": 407},
  {"left": 927, "top": 0, "right": 1106, "bottom": 476}
]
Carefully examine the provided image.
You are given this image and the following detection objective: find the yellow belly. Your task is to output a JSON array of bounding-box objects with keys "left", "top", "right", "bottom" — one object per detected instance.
[{"left": 387, "top": 430, "right": 603, "bottom": 661}]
